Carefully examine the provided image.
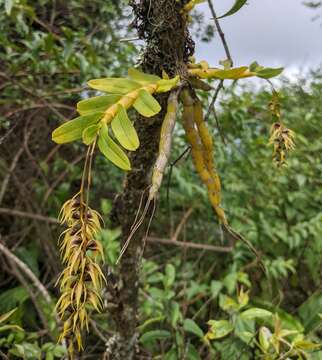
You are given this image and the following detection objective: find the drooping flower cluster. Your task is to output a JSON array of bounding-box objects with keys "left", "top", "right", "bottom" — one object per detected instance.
[
  {"left": 269, "top": 122, "right": 295, "bottom": 166},
  {"left": 55, "top": 194, "right": 105, "bottom": 352}
]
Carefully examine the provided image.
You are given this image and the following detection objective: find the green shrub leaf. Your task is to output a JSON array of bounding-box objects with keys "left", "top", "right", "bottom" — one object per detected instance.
[
  {"left": 206, "top": 320, "right": 234, "bottom": 340},
  {"left": 140, "top": 330, "right": 171, "bottom": 344},
  {"left": 183, "top": 319, "right": 204, "bottom": 338},
  {"left": 240, "top": 308, "right": 272, "bottom": 319}
]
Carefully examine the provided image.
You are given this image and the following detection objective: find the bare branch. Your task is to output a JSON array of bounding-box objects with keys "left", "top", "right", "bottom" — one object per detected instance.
[
  {"left": 0, "top": 208, "right": 59, "bottom": 224},
  {"left": 147, "top": 236, "right": 233, "bottom": 253}
]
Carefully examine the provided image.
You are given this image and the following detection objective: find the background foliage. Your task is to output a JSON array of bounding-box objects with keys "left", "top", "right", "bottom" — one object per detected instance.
[{"left": 0, "top": 0, "right": 321, "bottom": 358}]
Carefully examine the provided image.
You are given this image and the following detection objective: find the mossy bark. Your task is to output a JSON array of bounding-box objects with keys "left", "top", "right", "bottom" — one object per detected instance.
[{"left": 108, "top": 1, "right": 194, "bottom": 358}]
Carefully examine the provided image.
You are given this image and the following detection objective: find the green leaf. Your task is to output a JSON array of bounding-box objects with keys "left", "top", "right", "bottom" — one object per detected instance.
[
  {"left": 140, "top": 330, "right": 171, "bottom": 344},
  {"left": 206, "top": 320, "right": 234, "bottom": 339},
  {"left": 164, "top": 264, "right": 176, "bottom": 288},
  {"left": 170, "top": 301, "right": 182, "bottom": 327},
  {"left": 186, "top": 344, "right": 201, "bottom": 360},
  {"left": 0, "top": 324, "right": 24, "bottom": 332},
  {"left": 0, "top": 308, "right": 18, "bottom": 324},
  {"left": 0, "top": 286, "right": 29, "bottom": 314},
  {"left": 88, "top": 78, "right": 141, "bottom": 94},
  {"left": 156, "top": 76, "right": 180, "bottom": 93},
  {"left": 133, "top": 89, "right": 162, "bottom": 117},
  {"left": 77, "top": 95, "right": 121, "bottom": 115},
  {"left": 218, "top": 0, "right": 248, "bottom": 19},
  {"left": 183, "top": 319, "right": 204, "bottom": 338},
  {"left": 98, "top": 124, "right": 131, "bottom": 170},
  {"left": 240, "top": 308, "right": 272, "bottom": 319},
  {"left": 249, "top": 61, "right": 263, "bottom": 72},
  {"left": 255, "top": 67, "right": 284, "bottom": 79},
  {"left": 111, "top": 105, "right": 139, "bottom": 151},
  {"left": 128, "top": 68, "right": 160, "bottom": 84},
  {"left": 82, "top": 124, "right": 99, "bottom": 145},
  {"left": 52, "top": 113, "right": 102, "bottom": 144}
]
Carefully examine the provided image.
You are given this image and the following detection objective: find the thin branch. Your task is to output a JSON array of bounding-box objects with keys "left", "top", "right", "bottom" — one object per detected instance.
[
  {"left": 0, "top": 147, "right": 24, "bottom": 205},
  {"left": 171, "top": 207, "right": 194, "bottom": 241},
  {"left": 205, "top": 0, "right": 234, "bottom": 128},
  {"left": 147, "top": 236, "right": 233, "bottom": 253},
  {"left": 205, "top": 79, "right": 224, "bottom": 122},
  {"left": 207, "top": 0, "right": 233, "bottom": 66},
  {"left": 0, "top": 208, "right": 59, "bottom": 224}
]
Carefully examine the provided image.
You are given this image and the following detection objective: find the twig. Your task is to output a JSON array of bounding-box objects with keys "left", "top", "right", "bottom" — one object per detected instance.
[
  {"left": 171, "top": 207, "right": 193, "bottom": 241},
  {"left": 205, "top": 79, "right": 224, "bottom": 122},
  {"left": 0, "top": 208, "right": 59, "bottom": 224},
  {"left": 0, "top": 147, "right": 24, "bottom": 206},
  {"left": 205, "top": 0, "right": 234, "bottom": 126},
  {"left": 212, "top": 105, "right": 227, "bottom": 145},
  {"left": 147, "top": 236, "right": 233, "bottom": 253},
  {"left": 0, "top": 350, "right": 9, "bottom": 359},
  {"left": 207, "top": 0, "right": 233, "bottom": 66},
  {"left": 89, "top": 319, "right": 109, "bottom": 343}
]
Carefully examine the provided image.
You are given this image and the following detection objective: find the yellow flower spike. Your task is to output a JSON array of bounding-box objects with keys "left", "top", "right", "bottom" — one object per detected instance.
[
  {"left": 56, "top": 194, "right": 106, "bottom": 352},
  {"left": 269, "top": 122, "right": 295, "bottom": 166}
]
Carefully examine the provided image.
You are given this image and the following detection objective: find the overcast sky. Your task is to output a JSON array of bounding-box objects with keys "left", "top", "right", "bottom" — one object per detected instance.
[{"left": 196, "top": 0, "right": 322, "bottom": 75}]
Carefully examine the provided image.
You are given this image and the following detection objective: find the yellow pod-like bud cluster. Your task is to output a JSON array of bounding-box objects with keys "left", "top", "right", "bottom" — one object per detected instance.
[{"left": 181, "top": 90, "right": 227, "bottom": 225}]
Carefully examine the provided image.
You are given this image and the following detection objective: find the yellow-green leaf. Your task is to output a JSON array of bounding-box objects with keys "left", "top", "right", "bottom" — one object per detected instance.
[
  {"left": 128, "top": 68, "right": 160, "bottom": 84},
  {"left": 0, "top": 324, "right": 24, "bottom": 333},
  {"left": 156, "top": 76, "right": 180, "bottom": 93},
  {"left": 111, "top": 105, "right": 139, "bottom": 151},
  {"left": 82, "top": 124, "right": 99, "bottom": 145},
  {"left": 52, "top": 113, "right": 102, "bottom": 144},
  {"left": 77, "top": 95, "right": 121, "bottom": 115},
  {"left": 259, "top": 326, "right": 272, "bottom": 351},
  {"left": 98, "top": 123, "right": 131, "bottom": 170},
  {"left": 240, "top": 307, "right": 272, "bottom": 319},
  {"left": 214, "top": 66, "right": 248, "bottom": 80},
  {"left": 133, "top": 89, "right": 161, "bottom": 117},
  {"left": 206, "top": 320, "right": 234, "bottom": 340},
  {"left": 0, "top": 308, "right": 18, "bottom": 324},
  {"left": 88, "top": 78, "right": 141, "bottom": 94}
]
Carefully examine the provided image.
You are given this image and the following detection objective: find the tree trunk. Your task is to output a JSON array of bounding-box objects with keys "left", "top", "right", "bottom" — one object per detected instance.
[{"left": 108, "top": 1, "right": 194, "bottom": 358}]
